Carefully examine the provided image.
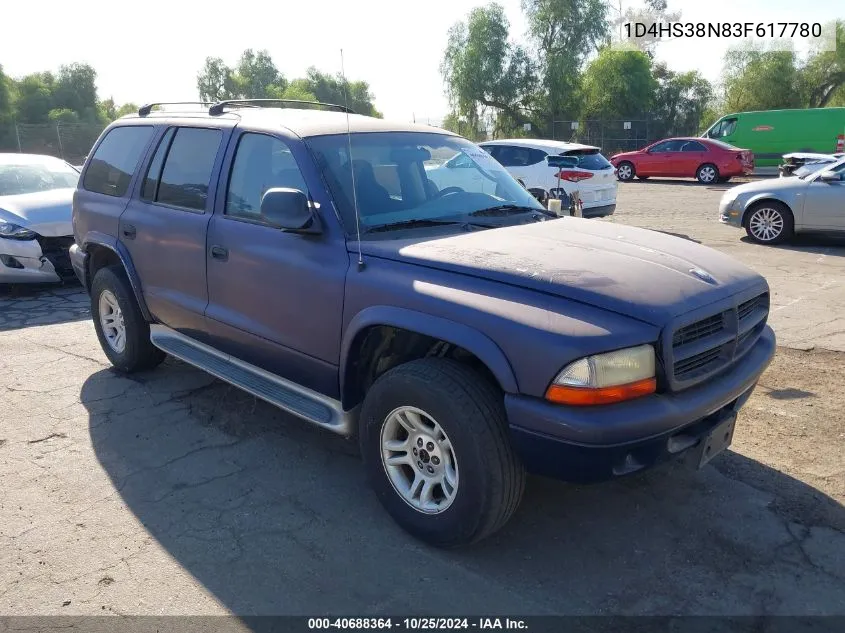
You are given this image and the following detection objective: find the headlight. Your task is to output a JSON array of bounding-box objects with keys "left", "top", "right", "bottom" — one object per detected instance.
[
  {"left": 545, "top": 344, "right": 656, "bottom": 406},
  {"left": 0, "top": 220, "right": 36, "bottom": 240}
]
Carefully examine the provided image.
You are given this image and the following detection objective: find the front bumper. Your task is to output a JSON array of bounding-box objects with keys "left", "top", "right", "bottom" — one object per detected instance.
[
  {"left": 69, "top": 243, "right": 89, "bottom": 291},
  {"left": 505, "top": 325, "right": 776, "bottom": 483},
  {"left": 718, "top": 196, "right": 744, "bottom": 227},
  {"left": 0, "top": 236, "right": 61, "bottom": 284}
]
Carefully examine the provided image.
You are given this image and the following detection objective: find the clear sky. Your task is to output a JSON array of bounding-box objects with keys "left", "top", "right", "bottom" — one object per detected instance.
[{"left": 1, "top": 0, "right": 840, "bottom": 124}]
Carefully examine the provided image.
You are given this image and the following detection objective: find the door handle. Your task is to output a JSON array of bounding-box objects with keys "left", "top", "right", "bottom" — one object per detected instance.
[
  {"left": 210, "top": 245, "right": 228, "bottom": 261},
  {"left": 121, "top": 224, "right": 136, "bottom": 240}
]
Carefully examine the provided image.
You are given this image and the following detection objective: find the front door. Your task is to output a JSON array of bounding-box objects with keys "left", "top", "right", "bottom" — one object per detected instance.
[
  {"left": 119, "top": 124, "right": 230, "bottom": 332},
  {"left": 804, "top": 162, "right": 845, "bottom": 230},
  {"left": 203, "top": 130, "right": 348, "bottom": 397}
]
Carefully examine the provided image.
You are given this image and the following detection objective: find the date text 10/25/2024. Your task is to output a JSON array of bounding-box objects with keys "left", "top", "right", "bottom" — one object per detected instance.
[{"left": 307, "top": 618, "right": 528, "bottom": 630}]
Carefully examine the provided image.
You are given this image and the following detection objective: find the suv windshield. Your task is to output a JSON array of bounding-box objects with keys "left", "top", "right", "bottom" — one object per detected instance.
[
  {"left": 0, "top": 156, "right": 79, "bottom": 196},
  {"left": 306, "top": 132, "right": 544, "bottom": 235}
]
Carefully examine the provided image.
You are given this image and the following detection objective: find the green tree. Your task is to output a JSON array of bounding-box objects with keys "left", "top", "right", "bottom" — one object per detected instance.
[
  {"left": 274, "top": 78, "right": 317, "bottom": 102},
  {"left": 581, "top": 48, "right": 656, "bottom": 119},
  {"left": 652, "top": 63, "right": 713, "bottom": 137},
  {"left": 116, "top": 102, "right": 139, "bottom": 118},
  {"left": 233, "top": 49, "right": 285, "bottom": 98},
  {"left": 800, "top": 21, "right": 845, "bottom": 108},
  {"left": 296, "top": 67, "right": 381, "bottom": 116},
  {"left": 197, "top": 57, "right": 238, "bottom": 102},
  {"left": 441, "top": 3, "right": 537, "bottom": 136},
  {"left": 0, "top": 65, "right": 12, "bottom": 122},
  {"left": 722, "top": 46, "right": 803, "bottom": 112},
  {"left": 48, "top": 108, "right": 81, "bottom": 124},
  {"left": 53, "top": 63, "right": 101, "bottom": 122},
  {"left": 522, "top": 0, "right": 609, "bottom": 122},
  {"left": 12, "top": 72, "right": 55, "bottom": 123}
]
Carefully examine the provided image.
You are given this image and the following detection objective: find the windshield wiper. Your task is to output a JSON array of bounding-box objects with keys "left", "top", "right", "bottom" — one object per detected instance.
[
  {"left": 364, "top": 218, "right": 474, "bottom": 233},
  {"left": 469, "top": 204, "right": 555, "bottom": 218}
]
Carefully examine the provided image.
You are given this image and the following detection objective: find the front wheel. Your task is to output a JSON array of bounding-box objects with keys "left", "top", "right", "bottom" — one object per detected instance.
[
  {"left": 616, "top": 161, "right": 635, "bottom": 181},
  {"left": 696, "top": 163, "right": 719, "bottom": 184},
  {"left": 744, "top": 202, "right": 794, "bottom": 245},
  {"left": 359, "top": 358, "right": 525, "bottom": 547}
]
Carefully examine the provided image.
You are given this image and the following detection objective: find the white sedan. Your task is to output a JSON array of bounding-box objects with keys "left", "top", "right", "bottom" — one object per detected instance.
[
  {"left": 477, "top": 139, "right": 618, "bottom": 218},
  {"left": 0, "top": 154, "right": 80, "bottom": 284}
]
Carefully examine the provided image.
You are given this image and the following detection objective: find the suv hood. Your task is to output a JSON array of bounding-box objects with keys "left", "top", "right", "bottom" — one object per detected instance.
[
  {"left": 0, "top": 188, "right": 74, "bottom": 237},
  {"left": 359, "top": 218, "right": 765, "bottom": 326}
]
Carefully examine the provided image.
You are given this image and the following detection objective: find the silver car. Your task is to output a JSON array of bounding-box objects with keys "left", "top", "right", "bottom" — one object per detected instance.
[
  {"left": 0, "top": 154, "right": 80, "bottom": 283},
  {"left": 719, "top": 157, "right": 845, "bottom": 244}
]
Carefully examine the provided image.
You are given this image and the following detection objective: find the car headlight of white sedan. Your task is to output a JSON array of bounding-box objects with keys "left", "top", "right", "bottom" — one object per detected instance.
[{"left": 0, "top": 220, "right": 37, "bottom": 240}]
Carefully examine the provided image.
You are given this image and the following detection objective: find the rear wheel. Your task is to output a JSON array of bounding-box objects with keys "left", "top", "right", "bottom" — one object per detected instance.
[
  {"left": 696, "top": 163, "right": 719, "bottom": 184},
  {"left": 616, "top": 161, "right": 635, "bottom": 181},
  {"left": 359, "top": 358, "right": 525, "bottom": 547},
  {"left": 91, "top": 266, "right": 165, "bottom": 373},
  {"left": 744, "top": 201, "right": 794, "bottom": 245}
]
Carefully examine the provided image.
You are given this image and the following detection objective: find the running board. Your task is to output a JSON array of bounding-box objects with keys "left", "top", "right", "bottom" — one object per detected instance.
[{"left": 149, "top": 325, "right": 353, "bottom": 436}]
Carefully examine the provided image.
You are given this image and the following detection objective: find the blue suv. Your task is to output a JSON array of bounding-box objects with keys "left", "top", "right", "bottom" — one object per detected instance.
[{"left": 70, "top": 100, "right": 776, "bottom": 546}]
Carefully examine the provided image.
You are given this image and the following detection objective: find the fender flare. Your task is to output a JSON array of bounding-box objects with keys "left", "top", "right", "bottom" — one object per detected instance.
[
  {"left": 339, "top": 305, "right": 519, "bottom": 405},
  {"left": 82, "top": 232, "right": 152, "bottom": 321}
]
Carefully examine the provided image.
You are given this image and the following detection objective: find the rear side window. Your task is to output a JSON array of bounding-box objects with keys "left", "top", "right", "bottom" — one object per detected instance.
[
  {"left": 680, "top": 141, "right": 707, "bottom": 152},
  {"left": 495, "top": 146, "right": 547, "bottom": 167},
  {"left": 226, "top": 133, "right": 309, "bottom": 220},
  {"left": 83, "top": 126, "right": 154, "bottom": 197},
  {"left": 141, "top": 128, "right": 176, "bottom": 200},
  {"left": 562, "top": 149, "right": 613, "bottom": 170},
  {"left": 154, "top": 127, "right": 222, "bottom": 211}
]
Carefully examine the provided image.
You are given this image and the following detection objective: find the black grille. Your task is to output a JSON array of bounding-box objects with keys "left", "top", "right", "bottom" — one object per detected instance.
[
  {"left": 672, "top": 313, "right": 724, "bottom": 347},
  {"left": 36, "top": 236, "right": 75, "bottom": 276},
  {"left": 671, "top": 291, "right": 769, "bottom": 386}
]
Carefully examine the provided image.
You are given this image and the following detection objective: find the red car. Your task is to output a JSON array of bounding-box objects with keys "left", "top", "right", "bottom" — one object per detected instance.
[{"left": 609, "top": 137, "right": 754, "bottom": 184}]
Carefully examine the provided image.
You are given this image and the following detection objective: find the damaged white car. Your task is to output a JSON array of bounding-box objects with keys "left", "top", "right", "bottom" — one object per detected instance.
[{"left": 0, "top": 153, "right": 79, "bottom": 284}]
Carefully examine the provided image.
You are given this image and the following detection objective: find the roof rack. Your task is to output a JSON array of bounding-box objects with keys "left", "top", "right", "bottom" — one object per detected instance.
[
  {"left": 208, "top": 99, "right": 354, "bottom": 116},
  {"left": 138, "top": 102, "right": 214, "bottom": 117}
]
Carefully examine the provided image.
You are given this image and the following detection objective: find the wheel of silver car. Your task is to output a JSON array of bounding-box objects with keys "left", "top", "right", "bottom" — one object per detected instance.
[
  {"left": 696, "top": 163, "right": 718, "bottom": 184},
  {"left": 98, "top": 290, "right": 126, "bottom": 353},
  {"left": 380, "top": 406, "right": 459, "bottom": 514},
  {"left": 616, "top": 162, "right": 634, "bottom": 181},
  {"left": 745, "top": 202, "right": 793, "bottom": 245},
  {"left": 359, "top": 358, "right": 525, "bottom": 547}
]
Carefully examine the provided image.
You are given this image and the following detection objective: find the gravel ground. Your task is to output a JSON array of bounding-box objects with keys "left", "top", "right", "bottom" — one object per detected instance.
[{"left": 0, "top": 181, "right": 842, "bottom": 617}]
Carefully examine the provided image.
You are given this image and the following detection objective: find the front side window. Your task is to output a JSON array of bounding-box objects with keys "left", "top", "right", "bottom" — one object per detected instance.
[
  {"left": 226, "top": 133, "right": 309, "bottom": 219},
  {"left": 83, "top": 125, "right": 154, "bottom": 197},
  {"left": 0, "top": 155, "right": 79, "bottom": 196},
  {"left": 305, "top": 132, "right": 543, "bottom": 235},
  {"left": 721, "top": 119, "right": 737, "bottom": 137},
  {"left": 154, "top": 127, "right": 222, "bottom": 211}
]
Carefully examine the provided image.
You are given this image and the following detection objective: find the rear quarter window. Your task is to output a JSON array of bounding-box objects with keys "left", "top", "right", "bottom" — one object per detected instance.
[{"left": 83, "top": 126, "right": 154, "bottom": 197}]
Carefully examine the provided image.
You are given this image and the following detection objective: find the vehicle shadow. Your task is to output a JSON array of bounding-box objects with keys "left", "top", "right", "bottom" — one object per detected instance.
[
  {"left": 739, "top": 234, "right": 845, "bottom": 256},
  {"left": 82, "top": 362, "right": 845, "bottom": 617},
  {"left": 0, "top": 279, "right": 90, "bottom": 331},
  {"left": 621, "top": 178, "right": 764, "bottom": 191}
]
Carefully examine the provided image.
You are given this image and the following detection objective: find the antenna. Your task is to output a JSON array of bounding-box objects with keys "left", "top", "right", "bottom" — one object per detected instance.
[{"left": 340, "top": 48, "right": 365, "bottom": 271}]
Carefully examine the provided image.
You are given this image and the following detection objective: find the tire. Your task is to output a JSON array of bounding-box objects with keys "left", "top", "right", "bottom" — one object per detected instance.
[
  {"left": 359, "top": 358, "right": 525, "bottom": 547},
  {"left": 744, "top": 201, "right": 794, "bottom": 245},
  {"left": 696, "top": 163, "right": 719, "bottom": 184},
  {"left": 90, "top": 265, "right": 165, "bottom": 373},
  {"left": 616, "top": 161, "right": 635, "bottom": 181}
]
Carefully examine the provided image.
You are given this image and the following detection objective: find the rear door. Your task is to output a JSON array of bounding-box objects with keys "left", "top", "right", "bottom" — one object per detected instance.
[
  {"left": 679, "top": 140, "right": 709, "bottom": 177},
  {"left": 119, "top": 123, "right": 231, "bottom": 332},
  {"left": 637, "top": 140, "right": 680, "bottom": 176}
]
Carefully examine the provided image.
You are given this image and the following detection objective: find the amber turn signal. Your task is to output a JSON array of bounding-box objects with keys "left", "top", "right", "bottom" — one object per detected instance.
[{"left": 545, "top": 377, "right": 657, "bottom": 406}]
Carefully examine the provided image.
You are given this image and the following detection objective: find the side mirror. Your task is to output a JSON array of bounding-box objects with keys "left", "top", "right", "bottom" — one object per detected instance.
[
  {"left": 259, "top": 188, "right": 320, "bottom": 233},
  {"left": 818, "top": 170, "right": 840, "bottom": 183},
  {"left": 547, "top": 155, "right": 579, "bottom": 169}
]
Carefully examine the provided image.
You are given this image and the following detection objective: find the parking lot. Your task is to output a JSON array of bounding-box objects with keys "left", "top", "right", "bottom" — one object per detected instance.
[{"left": 1, "top": 179, "right": 843, "bottom": 617}]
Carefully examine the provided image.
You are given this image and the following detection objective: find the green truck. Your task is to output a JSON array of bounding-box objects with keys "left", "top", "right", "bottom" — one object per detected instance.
[{"left": 702, "top": 107, "right": 845, "bottom": 167}]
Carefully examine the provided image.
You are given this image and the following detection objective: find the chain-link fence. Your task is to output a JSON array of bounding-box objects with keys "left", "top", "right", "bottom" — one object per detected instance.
[
  {"left": 0, "top": 122, "right": 105, "bottom": 166},
  {"left": 551, "top": 119, "right": 701, "bottom": 156}
]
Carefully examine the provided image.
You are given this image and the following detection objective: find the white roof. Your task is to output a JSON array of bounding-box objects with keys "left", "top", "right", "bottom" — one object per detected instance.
[{"left": 479, "top": 138, "right": 601, "bottom": 153}]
